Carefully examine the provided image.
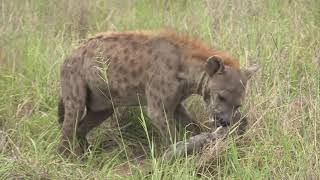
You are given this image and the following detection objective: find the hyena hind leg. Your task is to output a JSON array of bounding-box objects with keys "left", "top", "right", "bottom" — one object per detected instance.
[
  {"left": 58, "top": 66, "right": 87, "bottom": 155},
  {"left": 76, "top": 108, "right": 114, "bottom": 151}
]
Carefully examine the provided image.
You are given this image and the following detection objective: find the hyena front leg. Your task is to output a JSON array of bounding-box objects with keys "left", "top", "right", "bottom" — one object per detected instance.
[
  {"left": 145, "top": 82, "right": 182, "bottom": 147},
  {"left": 147, "top": 105, "right": 179, "bottom": 148},
  {"left": 174, "top": 104, "right": 200, "bottom": 135}
]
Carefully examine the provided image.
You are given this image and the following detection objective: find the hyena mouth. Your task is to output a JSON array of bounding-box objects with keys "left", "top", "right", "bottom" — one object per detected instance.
[
  {"left": 210, "top": 115, "right": 230, "bottom": 127},
  {"left": 219, "top": 120, "right": 230, "bottom": 127}
]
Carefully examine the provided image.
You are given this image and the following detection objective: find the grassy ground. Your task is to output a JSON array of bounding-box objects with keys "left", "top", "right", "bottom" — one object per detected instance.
[{"left": 1, "top": 0, "right": 320, "bottom": 179}]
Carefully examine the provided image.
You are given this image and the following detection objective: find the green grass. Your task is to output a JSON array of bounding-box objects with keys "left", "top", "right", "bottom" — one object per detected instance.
[{"left": 1, "top": 0, "right": 320, "bottom": 179}]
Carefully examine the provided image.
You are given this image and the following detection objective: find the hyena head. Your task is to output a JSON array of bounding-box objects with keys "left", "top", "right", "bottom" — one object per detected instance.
[{"left": 202, "top": 56, "right": 259, "bottom": 127}]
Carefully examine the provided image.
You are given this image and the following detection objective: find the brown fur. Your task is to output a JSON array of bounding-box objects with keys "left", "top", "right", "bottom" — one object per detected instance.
[{"left": 57, "top": 29, "right": 256, "bottom": 155}]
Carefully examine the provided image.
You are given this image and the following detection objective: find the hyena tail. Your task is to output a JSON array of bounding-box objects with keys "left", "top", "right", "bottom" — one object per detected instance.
[{"left": 58, "top": 98, "right": 65, "bottom": 124}]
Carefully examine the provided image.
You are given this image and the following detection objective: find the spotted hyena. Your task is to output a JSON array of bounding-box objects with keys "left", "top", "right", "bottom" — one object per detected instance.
[{"left": 58, "top": 30, "right": 259, "bottom": 155}]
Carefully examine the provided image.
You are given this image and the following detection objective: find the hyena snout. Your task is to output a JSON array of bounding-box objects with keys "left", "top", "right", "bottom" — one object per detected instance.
[{"left": 212, "top": 111, "right": 232, "bottom": 127}]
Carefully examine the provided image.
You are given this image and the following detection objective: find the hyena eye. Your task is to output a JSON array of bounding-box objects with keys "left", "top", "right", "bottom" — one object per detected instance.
[{"left": 217, "top": 93, "right": 226, "bottom": 101}]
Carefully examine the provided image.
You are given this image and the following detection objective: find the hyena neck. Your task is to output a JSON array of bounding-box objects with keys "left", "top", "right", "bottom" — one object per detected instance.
[
  {"left": 195, "top": 71, "right": 209, "bottom": 97},
  {"left": 181, "top": 61, "right": 209, "bottom": 98}
]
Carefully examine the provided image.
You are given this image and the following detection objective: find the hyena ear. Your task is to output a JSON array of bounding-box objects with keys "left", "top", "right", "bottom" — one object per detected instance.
[
  {"left": 205, "top": 56, "right": 225, "bottom": 77},
  {"left": 242, "top": 64, "right": 260, "bottom": 80}
]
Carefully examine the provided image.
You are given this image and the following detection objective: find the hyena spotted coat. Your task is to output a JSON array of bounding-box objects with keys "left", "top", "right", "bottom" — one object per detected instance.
[{"left": 58, "top": 30, "right": 258, "bottom": 155}]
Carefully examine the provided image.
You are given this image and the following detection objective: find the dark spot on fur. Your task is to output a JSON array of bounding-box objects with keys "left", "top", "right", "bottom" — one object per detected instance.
[
  {"left": 76, "top": 88, "right": 81, "bottom": 97},
  {"left": 154, "top": 54, "right": 159, "bottom": 60},
  {"left": 123, "top": 48, "right": 128, "bottom": 54},
  {"left": 122, "top": 76, "right": 128, "bottom": 83},
  {"left": 167, "top": 63, "right": 173, "bottom": 70},
  {"left": 110, "top": 89, "right": 119, "bottom": 97},
  {"left": 118, "top": 66, "right": 127, "bottom": 74},
  {"left": 123, "top": 35, "right": 132, "bottom": 41},
  {"left": 147, "top": 48, "right": 152, "bottom": 55},
  {"left": 66, "top": 111, "right": 72, "bottom": 116},
  {"left": 129, "top": 59, "right": 135, "bottom": 66},
  {"left": 132, "top": 69, "right": 138, "bottom": 78},
  {"left": 149, "top": 91, "right": 155, "bottom": 99},
  {"left": 160, "top": 78, "right": 165, "bottom": 85},
  {"left": 165, "top": 97, "right": 171, "bottom": 103},
  {"left": 160, "top": 87, "right": 166, "bottom": 95},
  {"left": 170, "top": 48, "right": 178, "bottom": 55},
  {"left": 137, "top": 66, "right": 142, "bottom": 73},
  {"left": 157, "top": 99, "right": 163, "bottom": 108},
  {"left": 107, "top": 44, "right": 115, "bottom": 50},
  {"left": 155, "top": 82, "right": 161, "bottom": 90},
  {"left": 107, "top": 37, "right": 119, "bottom": 42},
  {"left": 106, "top": 55, "right": 111, "bottom": 60},
  {"left": 78, "top": 99, "right": 84, "bottom": 105},
  {"left": 166, "top": 82, "right": 173, "bottom": 89},
  {"left": 130, "top": 41, "right": 139, "bottom": 50},
  {"left": 70, "top": 103, "right": 76, "bottom": 109},
  {"left": 120, "top": 84, "right": 127, "bottom": 91},
  {"left": 124, "top": 55, "right": 128, "bottom": 61},
  {"left": 152, "top": 100, "right": 159, "bottom": 108}
]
